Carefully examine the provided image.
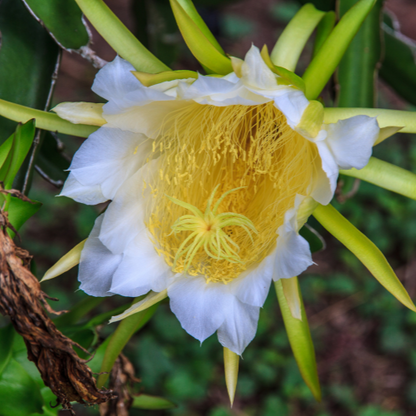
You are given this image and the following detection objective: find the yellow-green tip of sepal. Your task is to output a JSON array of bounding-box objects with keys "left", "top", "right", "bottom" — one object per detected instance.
[
  {"left": 41, "top": 240, "right": 86, "bottom": 282},
  {"left": 223, "top": 347, "right": 239, "bottom": 407}
]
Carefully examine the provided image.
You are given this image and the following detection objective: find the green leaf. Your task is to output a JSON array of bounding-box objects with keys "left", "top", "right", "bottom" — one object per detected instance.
[
  {"left": 7, "top": 196, "right": 42, "bottom": 232},
  {"left": 274, "top": 279, "right": 321, "bottom": 401},
  {"left": 0, "top": 359, "right": 44, "bottom": 416},
  {"left": 379, "top": 14, "right": 416, "bottom": 106},
  {"left": 170, "top": 0, "right": 233, "bottom": 74},
  {"left": 313, "top": 204, "right": 416, "bottom": 312},
  {"left": 97, "top": 299, "right": 158, "bottom": 387},
  {"left": 340, "top": 157, "right": 416, "bottom": 200},
  {"left": 299, "top": 224, "right": 325, "bottom": 253},
  {"left": 0, "top": 0, "right": 59, "bottom": 143},
  {"left": 0, "top": 325, "right": 15, "bottom": 377},
  {"left": 337, "top": 0, "right": 384, "bottom": 108},
  {"left": 0, "top": 120, "right": 36, "bottom": 188},
  {"left": 74, "top": 0, "right": 170, "bottom": 73},
  {"left": 0, "top": 134, "right": 15, "bottom": 170},
  {"left": 270, "top": 4, "right": 325, "bottom": 71},
  {"left": 132, "top": 394, "right": 176, "bottom": 410},
  {"left": 303, "top": 0, "right": 377, "bottom": 100},
  {"left": 23, "top": 0, "right": 90, "bottom": 50}
]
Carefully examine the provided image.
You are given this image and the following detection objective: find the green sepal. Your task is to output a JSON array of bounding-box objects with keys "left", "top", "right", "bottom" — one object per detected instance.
[
  {"left": 170, "top": 0, "right": 232, "bottom": 75},
  {"left": 340, "top": 157, "right": 416, "bottom": 201},
  {"left": 260, "top": 46, "right": 305, "bottom": 92},
  {"left": 313, "top": 11, "right": 336, "bottom": 57},
  {"left": 275, "top": 279, "right": 321, "bottom": 401},
  {"left": 175, "top": 0, "right": 224, "bottom": 54},
  {"left": 303, "top": 0, "right": 377, "bottom": 100},
  {"left": 132, "top": 70, "right": 198, "bottom": 87},
  {"left": 270, "top": 4, "right": 325, "bottom": 71},
  {"left": 313, "top": 204, "right": 416, "bottom": 313},
  {"left": 74, "top": 0, "right": 169, "bottom": 73}
]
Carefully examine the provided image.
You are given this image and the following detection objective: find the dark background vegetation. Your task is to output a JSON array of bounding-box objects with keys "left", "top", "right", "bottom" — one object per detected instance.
[{"left": 4, "top": 0, "right": 416, "bottom": 415}]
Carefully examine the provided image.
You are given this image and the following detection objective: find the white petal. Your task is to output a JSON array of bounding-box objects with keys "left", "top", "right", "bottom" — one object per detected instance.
[
  {"left": 229, "top": 254, "right": 274, "bottom": 307},
  {"left": 273, "top": 89, "right": 310, "bottom": 129},
  {"left": 78, "top": 215, "right": 122, "bottom": 297},
  {"left": 310, "top": 141, "right": 338, "bottom": 205},
  {"left": 92, "top": 56, "right": 142, "bottom": 105},
  {"left": 274, "top": 199, "right": 314, "bottom": 280},
  {"left": 60, "top": 173, "right": 106, "bottom": 205},
  {"left": 177, "top": 75, "right": 266, "bottom": 106},
  {"left": 66, "top": 127, "right": 151, "bottom": 202},
  {"left": 217, "top": 297, "right": 260, "bottom": 355},
  {"left": 324, "top": 115, "right": 379, "bottom": 170},
  {"left": 168, "top": 275, "right": 229, "bottom": 342},
  {"left": 99, "top": 161, "right": 157, "bottom": 254},
  {"left": 241, "top": 45, "right": 278, "bottom": 90},
  {"left": 109, "top": 229, "right": 172, "bottom": 297}
]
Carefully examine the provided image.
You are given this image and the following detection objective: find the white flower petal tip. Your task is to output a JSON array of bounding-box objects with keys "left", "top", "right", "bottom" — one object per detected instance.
[
  {"left": 41, "top": 240, "right": 86, "bottom": 282},
  {"left": 51, "top": 102, "right": 106, "bottom": 126},
  {"left": 109, "top": 290, "right": 168, "bottom": 323},
  {"left": 281, "top": 277, "right": 302, "bottom": 321},
  {"left": 274, "top": 198, "right": 314, "bottom": 280},
  {"left": 325, "top": 115, "right": 380, "bottom": 170},
  {"left": 224, "top": 347, "right": 239, "bottom": 406}
]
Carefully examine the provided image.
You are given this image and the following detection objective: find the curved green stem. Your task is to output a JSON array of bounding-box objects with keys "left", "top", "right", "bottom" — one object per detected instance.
[
  {"left": 340, "top": 157, "right": 416, "bottom": 200},
  {"left": 324, "top": 107, "right": 416, "bottom": 133},
  {"left": 0, "top": 99, "right": 97, "bottom": 138},
  {"left": 74, "top": 0, "right": 170, "bottom": 73},
  {"left": 270, "top": 4, "right": 325, "bottom": 71},
  {"left": 97, "top": 299, "right": 158, "bottom": 387}
]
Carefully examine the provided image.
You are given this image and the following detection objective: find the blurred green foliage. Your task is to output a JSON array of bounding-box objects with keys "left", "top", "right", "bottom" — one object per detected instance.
[{"left": 1, "top": 0, "right": 416, "bottom": 415}]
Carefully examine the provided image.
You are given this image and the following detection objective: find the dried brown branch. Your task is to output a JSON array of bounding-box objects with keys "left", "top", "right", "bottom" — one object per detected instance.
[
  {"left": 99, "top": 354, "right": 140, "bottom": 416},
  {"left": 0, "top": 208, "right": 115, "bottom": 413}
]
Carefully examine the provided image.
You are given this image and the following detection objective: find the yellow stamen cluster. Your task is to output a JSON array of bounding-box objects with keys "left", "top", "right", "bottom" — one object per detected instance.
[
  {"left": 167, "top": 186, "right": 257, "bottom": 273},
  {"left": 143, "top": 101, "right": 319, "bottom": 283}
]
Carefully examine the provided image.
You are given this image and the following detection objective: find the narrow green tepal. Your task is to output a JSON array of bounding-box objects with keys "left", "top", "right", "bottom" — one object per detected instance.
[
  {"left": 340, "top": 157, "right": 416, "bottom": 200},
  {"left": 275, "top": 278, "right": 321, "bottom": 401},
  {"left": 313, "top": 11, "right": 336, "bottom": 57},
  {"left": 313, "top": 204, "right": 416, "bottom": 312},
  {"left": 74, "top": 0, "right": 170, "bottom": 73},
  {"left": 270, "top": 4, "right": 325, "bottom": 71},
  {"left": 170, "top": 0, "right": 233, "bottom": 75},
  {"left": 303, "top": 0, "right": 377, "bottom": 100},
  {"left": 0, "top": 99, "right": 98, "bottom": 138},
  {"left": 176, "top": 0, "right": 224, "bottom": 54}
]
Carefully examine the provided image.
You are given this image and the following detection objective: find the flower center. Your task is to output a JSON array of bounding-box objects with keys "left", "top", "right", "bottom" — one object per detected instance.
[
  {"left": 167, "top": 186, "right": 257, "bottom": 273},
  {"left": 144, "top": 101, "right": 319, "bottom": 283}
]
